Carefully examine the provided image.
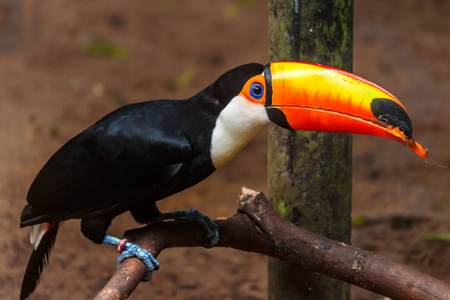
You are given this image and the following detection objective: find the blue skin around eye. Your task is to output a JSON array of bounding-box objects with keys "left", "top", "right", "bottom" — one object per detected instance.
[{"left": 250, "top": 83, "right": 264, "bottom": 99}]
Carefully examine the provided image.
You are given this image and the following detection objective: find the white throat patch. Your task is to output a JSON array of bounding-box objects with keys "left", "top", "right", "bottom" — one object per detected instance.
[{"left": 210, "top": 95, "right": 270, "bottom": 169}]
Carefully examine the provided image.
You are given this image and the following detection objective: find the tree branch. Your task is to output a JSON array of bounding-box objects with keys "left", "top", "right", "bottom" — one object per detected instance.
[{"left": 95, "top": 188, "right": 450, "bottom": 300}]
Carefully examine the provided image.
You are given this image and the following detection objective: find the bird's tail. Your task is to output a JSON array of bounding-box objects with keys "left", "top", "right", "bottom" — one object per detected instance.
[{"left": 20, "top": 222, "right": 59, "bottom": 300}]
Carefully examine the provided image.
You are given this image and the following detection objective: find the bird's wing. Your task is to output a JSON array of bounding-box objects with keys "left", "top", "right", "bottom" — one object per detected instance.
[{"left": 23, "top": 101, "right": 193, "bottom": 224}]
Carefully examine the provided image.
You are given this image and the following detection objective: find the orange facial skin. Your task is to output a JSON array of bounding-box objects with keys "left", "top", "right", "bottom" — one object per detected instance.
[
  {"left": 239, "top": 74, "right": 267, "bottom": 105},
  {"left": 240, "top": 61, "right": 428, "bottom": 159}
]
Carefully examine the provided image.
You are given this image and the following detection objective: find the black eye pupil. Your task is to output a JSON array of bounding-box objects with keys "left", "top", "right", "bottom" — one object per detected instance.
[{"left": 252, "top": 85, "right": 262, "bottom": 95}]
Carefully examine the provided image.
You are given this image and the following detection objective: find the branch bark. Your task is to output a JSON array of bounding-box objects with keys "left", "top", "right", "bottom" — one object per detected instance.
[{"left": 95, "top": 188, "right": 450, "bottom": 300}]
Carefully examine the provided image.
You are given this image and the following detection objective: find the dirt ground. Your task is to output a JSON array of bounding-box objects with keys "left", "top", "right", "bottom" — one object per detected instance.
[{"left": 0, "top": 1, "right": 448, "bottom": 299}]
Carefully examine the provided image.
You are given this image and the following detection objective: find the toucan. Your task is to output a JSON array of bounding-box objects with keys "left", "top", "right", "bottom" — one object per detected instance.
[{"left": 19, "top": 62, "right": 427, "bottom": 299}]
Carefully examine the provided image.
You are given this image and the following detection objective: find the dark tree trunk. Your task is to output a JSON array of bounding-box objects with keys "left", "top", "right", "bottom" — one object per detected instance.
[{"left": 267, "top": 0, "right": 353, "bottom": 299}]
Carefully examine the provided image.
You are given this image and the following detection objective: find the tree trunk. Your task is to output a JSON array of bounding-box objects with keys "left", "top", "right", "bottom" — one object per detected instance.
[{"left": 267, "top": 0, "right": 353, "bottom": 299}]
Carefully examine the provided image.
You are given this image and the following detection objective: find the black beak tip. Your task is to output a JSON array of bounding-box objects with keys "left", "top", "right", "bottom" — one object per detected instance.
[{"left": 370, "top": 98, "right": 413, "bottom": 139}]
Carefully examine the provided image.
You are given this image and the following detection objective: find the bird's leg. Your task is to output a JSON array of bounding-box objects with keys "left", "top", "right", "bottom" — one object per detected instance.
[
  {"left": 102, "top": 235, "right": 159, "bottom": 281},
  {"left": 157, "top": 208, "right": 219, "bottom": 248}
]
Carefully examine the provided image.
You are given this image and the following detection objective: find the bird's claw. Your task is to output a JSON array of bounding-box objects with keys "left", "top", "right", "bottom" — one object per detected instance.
[
  {"left": 117, "top": 243, "right": 159, "bottom": 281},
  {"left": 160, "top": 209, "right": 219, "bottom": 248},
  {"left": 103, "top": 235, "right": 159, "bottom": 281}
]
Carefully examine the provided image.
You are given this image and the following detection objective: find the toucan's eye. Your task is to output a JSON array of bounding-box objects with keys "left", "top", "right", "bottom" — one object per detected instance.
[{"left": 250, "top": 83, "right": 264, "bottom": 100}]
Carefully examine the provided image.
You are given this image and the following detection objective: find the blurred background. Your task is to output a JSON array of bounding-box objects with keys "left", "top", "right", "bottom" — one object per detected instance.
[{"left": 0, "top": 1, "right": 448, "bottom": 299}]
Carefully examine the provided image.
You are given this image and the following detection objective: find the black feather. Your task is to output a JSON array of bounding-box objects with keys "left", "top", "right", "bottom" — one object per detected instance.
[
  {"left": 20, "top": 223, "right": 59, "bottom": 300},
  {"left": 19, "top": 63, "right": 266, "bottom": 297}
]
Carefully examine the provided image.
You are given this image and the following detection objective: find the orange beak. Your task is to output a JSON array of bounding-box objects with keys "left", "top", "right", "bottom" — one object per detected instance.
[{"left": 262, "top": 62, "right": 427, "bottom": 159}]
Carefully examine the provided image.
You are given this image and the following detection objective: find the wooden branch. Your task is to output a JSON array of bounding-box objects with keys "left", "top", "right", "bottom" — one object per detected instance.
[{"left": 95, "top": 188, "right": 450, "bottom": 300}]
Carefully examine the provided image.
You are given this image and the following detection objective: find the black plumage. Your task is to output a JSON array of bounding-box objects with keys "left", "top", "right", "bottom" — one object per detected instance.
[
  {"left": 20, "top": 63, "right": 264, "bottom": 299},
  {"left": 20, "top": 223, "right": 59, "bottom": 300},
  {"left": 21, "top": 63, "right": 264, "bottom": 241}
]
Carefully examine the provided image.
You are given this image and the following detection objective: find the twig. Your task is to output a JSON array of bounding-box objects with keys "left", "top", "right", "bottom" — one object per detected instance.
[{"left": 95, "top": 188, "right": 450, "bottom": 300}]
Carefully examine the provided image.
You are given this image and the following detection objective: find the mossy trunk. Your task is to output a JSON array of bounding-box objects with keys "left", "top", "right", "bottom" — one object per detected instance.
[{"left": 267, "top": 0, "right": 353, "bottom": 299}]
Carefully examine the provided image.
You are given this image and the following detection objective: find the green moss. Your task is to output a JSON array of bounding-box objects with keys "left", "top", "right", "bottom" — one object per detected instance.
[
  {"left": 164, "top": 67, "right": 196, "bottom": 91},
  {"left": 49, "top": 126, "right": 60, "bottom": 138},
  {"left": 224, "top": 0, "right": 257, "bottom": 18},
  {"left": 423, "top": 233, "right": 450, "bottom": 242},
  {"left": 277, "top": 202, "right": 289, "bottom": 218},
  {"left": 352, "top": 217, "right": 368, "bottom": 226},
  {"left": 84, "top": 40, "right": 129, "bottom": 59}
]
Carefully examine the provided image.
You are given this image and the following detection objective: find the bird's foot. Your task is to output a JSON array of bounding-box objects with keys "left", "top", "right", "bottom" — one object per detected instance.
[
  {"left": 103, "top": 235, "right": 159, "bottom": 281},
  {"left": 158, "top": 209, "right": 219, "bottom": 248}
]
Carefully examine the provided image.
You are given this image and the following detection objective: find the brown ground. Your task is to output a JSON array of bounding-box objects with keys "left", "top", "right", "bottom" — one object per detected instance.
[{"left": 0, "top": 1, "right": 449, "bottom": 299}]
